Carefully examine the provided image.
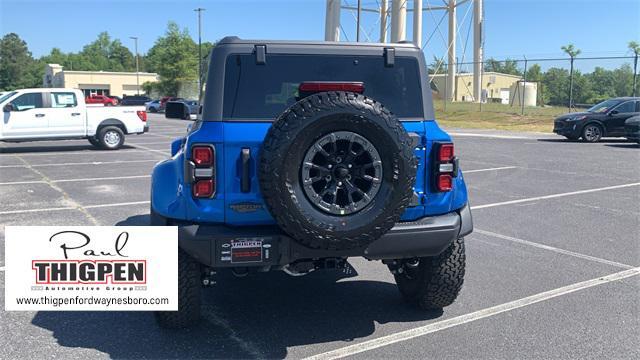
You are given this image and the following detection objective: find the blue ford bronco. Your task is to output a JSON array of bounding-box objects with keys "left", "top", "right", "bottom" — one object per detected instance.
[{"left": 151, "top": 37, "right": 473, "bottom": 328}]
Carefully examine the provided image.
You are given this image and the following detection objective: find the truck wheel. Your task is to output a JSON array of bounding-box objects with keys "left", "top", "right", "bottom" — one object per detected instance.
[
  {"left": 155, "top": 249, "right": 202, "bottom": 328},
  {"left": 98, "top": 126, "right": 125, "bottom": 150},
  {"left": 582, "top": 124, "right": 602, "bottom": 142},
  {"left": 259, "top": 91, "right": 417, "bottom": 251},
  {"left": 391, "top": 237, "right": 466, "bottom": 309}
]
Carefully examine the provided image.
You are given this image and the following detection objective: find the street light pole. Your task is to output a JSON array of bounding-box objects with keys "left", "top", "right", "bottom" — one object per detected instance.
[
  {"left": 129, "top": 36, "right": 139, "bottom": 95},
  {"left": 194, "top": 7, "right": 206, "bottom": 100}
]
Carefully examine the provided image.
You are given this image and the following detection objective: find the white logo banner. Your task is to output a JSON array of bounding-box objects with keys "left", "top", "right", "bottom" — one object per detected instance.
[{"left": 4, "top": 226, "right": 178, "bottom": 311}]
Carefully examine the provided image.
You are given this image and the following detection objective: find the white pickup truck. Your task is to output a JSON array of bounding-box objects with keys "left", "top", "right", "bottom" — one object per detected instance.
[{"left": 0, "top": 88, "right": 148, "bottom": 150}]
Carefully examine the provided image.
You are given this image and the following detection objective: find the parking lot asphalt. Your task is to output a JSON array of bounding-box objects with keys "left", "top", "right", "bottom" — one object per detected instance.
[{"left": 1, "top": 114, "right": 638, "bottom": 359}]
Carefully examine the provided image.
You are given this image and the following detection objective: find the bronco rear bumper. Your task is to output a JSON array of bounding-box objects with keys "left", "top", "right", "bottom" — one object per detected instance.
[{"left": 177, "top": 204, "right": 473, "bottom": 268}]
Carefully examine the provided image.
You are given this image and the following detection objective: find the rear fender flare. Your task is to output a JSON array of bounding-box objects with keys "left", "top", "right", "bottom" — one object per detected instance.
[{"left": 97, "top": 118, "right": 128, "bottom": 134}]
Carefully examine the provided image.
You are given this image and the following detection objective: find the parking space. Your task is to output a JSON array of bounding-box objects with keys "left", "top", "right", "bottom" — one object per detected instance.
[{"left": 0, "top": 115, "right": 638, "bottom": 359}]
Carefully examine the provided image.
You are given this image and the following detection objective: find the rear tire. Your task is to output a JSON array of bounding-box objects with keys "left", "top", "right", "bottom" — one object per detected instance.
[
  {"left": 98, "top": 126, "right": 125, "bottom": 150},
  {"left": 392, "top": 237, "right": 466, "bottom": 309},
  {"left": 154, "top": 249, "right": 202, "bottom": 328}
]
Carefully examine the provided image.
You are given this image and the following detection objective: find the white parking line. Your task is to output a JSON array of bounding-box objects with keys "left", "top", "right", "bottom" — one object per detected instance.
[
  {"left": 0, "top": 200, "right": 150, "bottom": 215},
  {"left": 304, "top": 267, "right": 640, "bottom": 360},
  {"left": 0, "top": 149, "right": 152, "bottom": 157},
  {"left": 448, "top": 132, "right": 528, "bottom": 139},
  {"left": 129, "top": 143, "right": 171, "bottom": 156},
  {"left": 0, "top": 175, "right": 150, "bottom": 186},
  {"left": 471, "top": 182, "right": 640, "bottom": 210},
  {"left": 0, "top": 159, "right": 160, "bottom": 169},
  {"left": 463, "top": 166, "right": 517, "bottom": 173},
  {"left": 475, "top": 229, "right": 635, "bottom": 269},
  {"left": 84, "top": 200, "right": 150, "bottom": 209}
]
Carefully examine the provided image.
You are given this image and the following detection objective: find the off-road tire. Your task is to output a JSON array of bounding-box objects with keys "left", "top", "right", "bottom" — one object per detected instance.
[
  {"left": 154, "top": 249, "right": 202, "bottom": 328},
  {"left": 393, "top": 237, "right": 466, "bottom": 309},
  {"left": 97, "top": 126, "right": 125, "bottom": 150},
  {"left": 259, "top": 91, "right": 417, "bottom": 251}
]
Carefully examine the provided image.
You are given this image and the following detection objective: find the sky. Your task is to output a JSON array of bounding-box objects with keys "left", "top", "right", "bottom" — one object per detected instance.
[{"left": 1, "top": 0, "right": 639, "bottom": 71}]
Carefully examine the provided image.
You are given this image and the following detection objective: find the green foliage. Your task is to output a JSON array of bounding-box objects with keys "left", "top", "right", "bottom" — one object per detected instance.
[
  {"left": 484, "top": 58, "right": 522, "bottom": 76},
  {"left": 561, "top": 44, "right": 581, "bottom": 58},
  {"left": 144, "top": 22, "right": 199, "bottom": 96},
  {"left": 39, "top": 32, "right": 135, "bottom": 72},
  {"left": 0, "top": 33, "right": 42, "bottom": 90}
]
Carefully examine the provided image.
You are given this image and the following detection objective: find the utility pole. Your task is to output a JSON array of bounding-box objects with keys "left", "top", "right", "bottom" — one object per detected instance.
[
  {"left": 356, "top": 0, "right": 362, "bottom": 42},
  {"left": 390, "top": 0, "right": 407, "bottom": 42},
  {"left": 473, "top": 0, "right": 483, "bottom": 103},
  {"left": 194, "top": 7, "right": 206, "bottom": 100},
  {"left": 413, "top": 0, "right": 422, "bottom": 47},
  {"left": 447, "top": 0, "right": 456, "bottom": 102},
  {"left": 129, "top": 36, "right": 139, "bottom": 95},
  {"left": 379, "top": 0, "right": 388, "bottom": 43}
]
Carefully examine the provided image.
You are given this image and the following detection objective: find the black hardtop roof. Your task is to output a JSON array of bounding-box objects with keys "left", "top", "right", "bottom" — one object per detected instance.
[{"left": 217, "top": 36, "right": 420, "bottom": 50}]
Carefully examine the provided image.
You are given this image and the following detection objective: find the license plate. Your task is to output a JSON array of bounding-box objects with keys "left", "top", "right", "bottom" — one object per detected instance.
[{"left": 230, "top": 239, "right": 263, "bottom": 263}]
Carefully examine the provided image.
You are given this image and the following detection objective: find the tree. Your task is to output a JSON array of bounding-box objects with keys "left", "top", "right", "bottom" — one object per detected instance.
[
  {"left": 629, "top": 41, "right": 639, "bottom": 96},
  {"left": 484, "top": 58, "right": 522, "bottom": 76},
  {"left": 542, "top": 67, "right": 570, "bottom": 106},
  {"left": 145, "top": 22, "right": 199, "bottom": 96},
  {"left": 0, "top": 33, "right": 41, "bottom": 90},
  {"left": 561, "top": 44, "right": 581, "bottom": 108}
]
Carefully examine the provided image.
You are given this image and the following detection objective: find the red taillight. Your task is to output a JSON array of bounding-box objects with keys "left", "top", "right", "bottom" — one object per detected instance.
[
  {"left": 192, "top": 146, "right": 213, "bottom": 166},
  {"left": 438, "top": 143, "right": 454, "bottom": 162},
  {"left": 193, "top": 179, "right": 214, "bottom": 197},
  {"left": 136, "top": 110, "right": 147, "bottom": 122},
  {"left": 437, "top": 174, "right": 453, "bottom": 191},
  {"left": 434, "top": 142, "right": 456, "bottom": 192},
  {"left": 298, "top": 81, "right": 364, "bottom": 94}
]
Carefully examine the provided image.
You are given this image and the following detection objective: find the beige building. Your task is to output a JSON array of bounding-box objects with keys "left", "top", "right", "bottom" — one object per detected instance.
[
  {"left": 430, "top": 72, "right": 527, "bottom": 104},
  {"left": 43, "top": 64, "right": 159, "bottom": 97}
]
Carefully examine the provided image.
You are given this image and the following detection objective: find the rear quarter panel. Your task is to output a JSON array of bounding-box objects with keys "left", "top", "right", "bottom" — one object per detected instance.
[{"left": 86, "top": 106, "right": 146, "bottom": 134}]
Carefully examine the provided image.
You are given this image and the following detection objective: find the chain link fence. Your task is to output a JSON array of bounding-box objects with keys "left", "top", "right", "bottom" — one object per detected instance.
[{"left": 429, "top": 55, "right": 638, "bottom": 131}]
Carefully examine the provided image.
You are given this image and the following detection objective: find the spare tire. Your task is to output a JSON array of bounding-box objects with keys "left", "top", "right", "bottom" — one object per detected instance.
[{"left": 259, "top": 91, "right": 417, "bottom": 250}]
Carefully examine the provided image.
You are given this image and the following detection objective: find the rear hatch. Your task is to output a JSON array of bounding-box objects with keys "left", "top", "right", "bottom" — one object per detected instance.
[{"left": 216, "top": 52, "right": 428, "bottom": 225}]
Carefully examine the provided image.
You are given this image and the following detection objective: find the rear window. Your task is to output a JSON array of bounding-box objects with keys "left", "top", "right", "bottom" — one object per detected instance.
[{"left": 223, "top": 54, "right": 423, "bottom": 120}]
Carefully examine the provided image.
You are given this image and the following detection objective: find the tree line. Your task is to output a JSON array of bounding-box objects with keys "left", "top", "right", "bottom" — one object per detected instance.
[{"left": 0, "top": 22, "right": 214, "bottom": 96}]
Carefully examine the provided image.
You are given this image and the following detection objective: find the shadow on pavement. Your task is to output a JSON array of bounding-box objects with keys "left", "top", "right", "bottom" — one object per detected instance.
[
  {"left": 31, "top": 271, "right": 441, "bottom": 359},
  {"left": 33, "top": 216, "right": 443, "bottom": 359},
  {"left": 605, "top": 143, "right": 640, "bottom": 149},
  {"left": 115, "top": 214, "right": 150, "bottom": 226},
  {"left": 0, "top": 144, "right": 137, "bottom": 154}
]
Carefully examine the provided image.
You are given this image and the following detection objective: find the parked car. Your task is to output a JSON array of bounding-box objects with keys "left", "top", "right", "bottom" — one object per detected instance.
[
  {"left": 164, "top": 100, "right": 200, "bottom": 120},
  {"left": 0, "top": 88, "right": 148, "bottom": 149},
  {"left": 145, "top": 99, "right": 162, "bottom": 113},
  {"left": 109, "top": 95, "right": 122, "bottom": 104},
  {"left": 152, "top": 37, "right": 472, "bottom": 328},
  {"left": 553, "top": 97, "right": 640, "bottom": 142},
  {"left": 120, "top": 95, "right": 152, "bottom": 106},
  {"left": 160, "top": 96, "right": 183, "bottom": 110},
  {"left": 625, "top": 115, "right": 640, "bottom": 144},
  {"left": 85, "top": 94, "right": 118, "bottom": 106}
]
